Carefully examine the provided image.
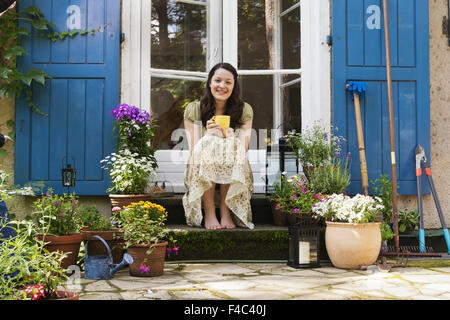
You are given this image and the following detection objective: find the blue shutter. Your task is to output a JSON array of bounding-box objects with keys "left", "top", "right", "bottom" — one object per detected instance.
[
  {"left": 332, "top": 0, "right": 430, "bottom": 195},
  {"left": 15, "top": 0, "right": 120, "bottom": 195}
]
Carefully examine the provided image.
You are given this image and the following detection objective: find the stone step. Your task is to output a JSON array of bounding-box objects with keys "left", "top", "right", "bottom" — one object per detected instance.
[
  {"left": 166, "top": 224, "right": 289, "bottom": 261},
  {"left": 165, "top": 224, "right": 330, "bottom": 262},
  {"left": 150, "top": 193, "right": 274, "bottom": 225}
]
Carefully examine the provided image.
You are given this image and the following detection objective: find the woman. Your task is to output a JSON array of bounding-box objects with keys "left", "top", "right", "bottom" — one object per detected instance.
[{"left": 182, "top": 62, "right": 254, "bottom": 230}]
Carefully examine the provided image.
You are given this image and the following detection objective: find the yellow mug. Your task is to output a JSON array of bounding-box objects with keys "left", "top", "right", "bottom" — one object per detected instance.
[{"left": 212, "top": 115, "right": 230, "bottom": 131}]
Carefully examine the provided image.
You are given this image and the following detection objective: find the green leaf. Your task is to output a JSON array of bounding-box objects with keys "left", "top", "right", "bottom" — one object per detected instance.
[
  {"left": 32, "top": 18, "right": 49, "bottom": 31},
  {"left": 17, "top": 27, "right": 30, "bottom": 37},
  {"left": 4, "top": 46, "right": 28, "bottom": 60},
  {"left": 0, "top": 149, "right": 7, "bottom": 157},
  {"left": 23, "top": 6, "right": 45, "bottom": 18},
  {"left": 6, "top": 120, "right": 14, "bottom": 128}
]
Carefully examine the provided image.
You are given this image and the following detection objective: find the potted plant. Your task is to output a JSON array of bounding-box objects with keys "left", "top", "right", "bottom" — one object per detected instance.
[
  {"left": 0, "top": 219, "right": 79, "bottom": 300},
  {"left": 101, "top": 103, "right": 158, "bottom": 208},
  {"left": 79, "top": 204, "right": 124, "bottom": 264},
  {"left": 274, "top": 174, "right": 323, "bottom": 225},
  {"left": 114, "top": 200, "right": 175, "bottom": 277},
  {"left": 312, "top": 193, "right": 384, "bottom": 269},
  {"left": 269, "top": 172, "right": 292, "bottom": 226},
  {"left": 30, "top": 188, "right": 82, "bottom": 270},
  {"left": 308, "top": 150, "right": 351, "bottom": 196},
  {"left": 284, "top": 124, "right": 341, "bottom": 179},
  {"left": 398, "top": 209, "right": 419, "bottom": 234}
]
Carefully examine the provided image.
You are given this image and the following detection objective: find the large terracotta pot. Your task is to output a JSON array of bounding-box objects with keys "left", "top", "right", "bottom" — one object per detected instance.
[
  {"left": 81, "top": 229, "right": 124, "bottom": 264},
  {"left": 127, "top": 242, "right": 168, "bottom": 277},
  {"left": 108, "top": 194, "right": 152, "bottom": 208},
  {"left": 36, "top": 233, "right": 83, "bottom": 270},
  {"left": 325, "top": 222, "right": 381, "bottom": 269}
]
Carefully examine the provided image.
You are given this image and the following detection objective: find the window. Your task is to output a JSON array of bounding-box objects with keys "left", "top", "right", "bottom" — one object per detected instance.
[{"left": 122, "top": 0, "right": 330, "bottom": 192}]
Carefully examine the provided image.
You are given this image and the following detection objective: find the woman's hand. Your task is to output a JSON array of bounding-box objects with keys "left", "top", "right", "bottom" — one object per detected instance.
[
  {"left": 206, "top": 118, "right": 225, "bottom": 137},
  {"left": 224, "top": 127, "right": 235, "bottom": 138}
]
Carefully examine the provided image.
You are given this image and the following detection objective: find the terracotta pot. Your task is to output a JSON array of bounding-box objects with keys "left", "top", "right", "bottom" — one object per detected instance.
[
  {"left": 109, "top": 194, "right": 152, "bottom": 209},
  {"left": 52, "top": 290, "right": 79, "bottom": 300},
  {"left": 127, "top": 242, "right": 168, "bottom": 277},
  {"left": 325, "top": 222, "right": 381, "bottom": 269},
  {"left": 270, "top": 200, "right": 287, "bottom": 226},
  {"left": 36, "top": 233, "right": 83, "bottom": 270},
  {"left": 81, "top": 229, "right": 124, "bottom": 264}
]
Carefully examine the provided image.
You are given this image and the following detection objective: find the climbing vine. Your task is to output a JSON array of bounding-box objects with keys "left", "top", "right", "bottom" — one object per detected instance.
[{"left": 0, "top": 2, "right": 106, "bottom": 156}]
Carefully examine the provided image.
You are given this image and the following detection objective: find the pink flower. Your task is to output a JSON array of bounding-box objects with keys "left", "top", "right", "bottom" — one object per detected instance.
[
  {"left": 112, "top": 207, "right": 121, "bottom": 212},
  {"left": 139, "top": 265, "right": 150, "bottom": 273},
  {"left": 275, "top": 205, "right": 280, "bottom": 209},
  {"left": 294, "top": 208, "right": 300, "bottom": 213},
  {"left": 292, "top": 195, "right": 297, "bottom": 199}
]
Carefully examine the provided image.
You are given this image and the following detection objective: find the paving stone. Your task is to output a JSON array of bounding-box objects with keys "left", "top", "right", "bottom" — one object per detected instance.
[
  {"left": 181, "top": 263, "right": 254, "bottom": 275},
  {"left": 170, "top": 289, "right": 223, "bottom": 300},
  {"left": 203, "top": 279, "right": 257, "bottom": 291},
  {"left": 430, "top": 267, "right": 450, "bottom": 273},
  {"left": 83, "top": 280, "right": 117, "bottom": 292},
  {"left": 399, "top": 274, "right": 450, "bottom": 284},
  {"left": 249, "top": 274, "right": 335, "bottom": 290},
  {"left": 80, "top": 292, "right": 123, "bottom": 300},
  {"left": 221, "top": 289, "right": 291, "bottom": 300}
]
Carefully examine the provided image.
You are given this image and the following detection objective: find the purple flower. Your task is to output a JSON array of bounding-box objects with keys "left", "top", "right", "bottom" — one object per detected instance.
[
  {"left": 338, "top": 137, "right": 343, "bottom": 146},
  {"left": 55, "top": 201, "right": 61, "bottom": 207},
  {"left": 292, "top": 195, "right": 297, "bottom": 199},
  {"left": 335, "top": 151, "right": 341, "bottom": 158},
  {"left": 314, "top": 194, "right": 321, "bottom": 198},
  {"left": 139, "top": 265, "right": 150, "bottom": 273},
  {"left": 60, "top": 213, "right": 65, "bottom": 217},
  {"left": 347, "top": 152, "right": 352, "bottom": 159},
  {"left": 294, "top": 208, "right": 300, "bottom": 213},
  {"left": 323, "top": 133, "right": 328, "bottom": 141},
  {"left": 275, "top": 205, "right": 280, "bottom": 209}
]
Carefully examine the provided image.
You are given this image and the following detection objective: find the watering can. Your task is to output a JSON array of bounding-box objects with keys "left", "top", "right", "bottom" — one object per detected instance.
[{"left": 84, "top": 235, "right": 133, "bottom": 280}]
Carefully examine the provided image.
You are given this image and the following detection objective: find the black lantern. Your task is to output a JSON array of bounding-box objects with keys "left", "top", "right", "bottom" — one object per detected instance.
[
  {"left": 265, "top": 137, "right": 299, "bottom": 195},
  {"left": 62, "top": 160, "right": 76, "bottom": 193},
  {"left": 288, "top": 217, "right": 321, "bottom": 269}
]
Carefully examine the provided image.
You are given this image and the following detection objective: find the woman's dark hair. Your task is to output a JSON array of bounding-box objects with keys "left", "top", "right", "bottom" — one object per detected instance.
[{"left": 200, "top": 62, "right": 244, "bottom": 128}]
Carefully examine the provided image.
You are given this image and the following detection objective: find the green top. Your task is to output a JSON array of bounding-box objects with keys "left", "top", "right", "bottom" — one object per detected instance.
[{"left": 183, "top": 101, "right": 254, "bottom": 130}]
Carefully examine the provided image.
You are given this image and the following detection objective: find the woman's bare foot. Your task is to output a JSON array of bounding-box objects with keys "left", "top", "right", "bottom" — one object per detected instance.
[
  {"left": 204, "top": 211, "right": 222, "bottom": 230},
  {"left": 220, "top": 207, "right": 236, "bottom": 229}
]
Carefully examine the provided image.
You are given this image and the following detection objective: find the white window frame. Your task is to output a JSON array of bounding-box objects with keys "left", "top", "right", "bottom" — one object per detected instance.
[{"left": 121, "top": 0, "right": 331, "bottom": 193}]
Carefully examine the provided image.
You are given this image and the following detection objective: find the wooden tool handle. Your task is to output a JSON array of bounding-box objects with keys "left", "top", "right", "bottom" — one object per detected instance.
[{"left": 353, "top": 93, "right": 369, "bottom": 195}]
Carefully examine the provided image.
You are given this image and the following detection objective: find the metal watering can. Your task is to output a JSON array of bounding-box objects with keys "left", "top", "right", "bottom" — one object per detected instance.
[{"left": 84, "top": 235, "right": 133, "bottom": 280}]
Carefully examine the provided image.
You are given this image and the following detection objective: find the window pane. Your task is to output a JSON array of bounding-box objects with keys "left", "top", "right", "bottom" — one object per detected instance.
[
  {"left": 238, "top": 0, "right": 271, "bottom": 70},
  {"left": 281, "top": 78, "right": 301, "bottom": 132},
  {"left": 239, "top": 75, "right": 273, "bottom": 149},
  {"left": 282, "top": 0, "right": 299, "bottom": 12},
  {"left": 281, "top": 9, "right": 300, "bottom": 69},
  {"left": 150, "top": 77, "right": 205, "bottom": 150},
  {"left": 151, "top": 0, "right": 207, "bottom": 72}
]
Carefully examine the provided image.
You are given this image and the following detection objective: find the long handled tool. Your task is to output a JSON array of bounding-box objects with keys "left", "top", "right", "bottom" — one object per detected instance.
[
  {"left": 415, "top": 145, "right": 450, "bottom": 254},
  {"left": 382, "top": 0, "right": 399, "bottom": 252},
  {"left": 346, "top": 81, "right": 369, "bottom": 196}
]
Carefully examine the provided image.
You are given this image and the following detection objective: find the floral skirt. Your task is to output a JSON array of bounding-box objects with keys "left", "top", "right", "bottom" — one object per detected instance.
[{"left": 182, "top": 135, "right": 254, "bottom": 229}]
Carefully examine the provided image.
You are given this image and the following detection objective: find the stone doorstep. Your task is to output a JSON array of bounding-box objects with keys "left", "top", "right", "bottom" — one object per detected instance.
[
  {"left": 151, "top": 194, "right": 274, "bottom": 225},
  {"left": 166, "top": 224, "right": 293, "bottom": 262}
]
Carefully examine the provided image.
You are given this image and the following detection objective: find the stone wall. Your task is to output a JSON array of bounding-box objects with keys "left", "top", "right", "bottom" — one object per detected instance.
[{"left": 398, "top": 0, "right": 450, "bottom": 229}]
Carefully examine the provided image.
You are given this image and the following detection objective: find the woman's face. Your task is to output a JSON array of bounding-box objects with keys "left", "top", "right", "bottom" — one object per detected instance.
[{"left": 209, "top": 68, "right": 235, "bottom": 103}]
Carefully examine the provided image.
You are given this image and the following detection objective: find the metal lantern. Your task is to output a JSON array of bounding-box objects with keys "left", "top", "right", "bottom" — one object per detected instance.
[
  {"left": 265, "top": 137, "right": 299, "bottom": 195},
  {"left": 288, "top": 219, "right": 321, "bottom": 269},
  {"left": 62, "top": 162, "right": 77, "bottom": 192}
]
